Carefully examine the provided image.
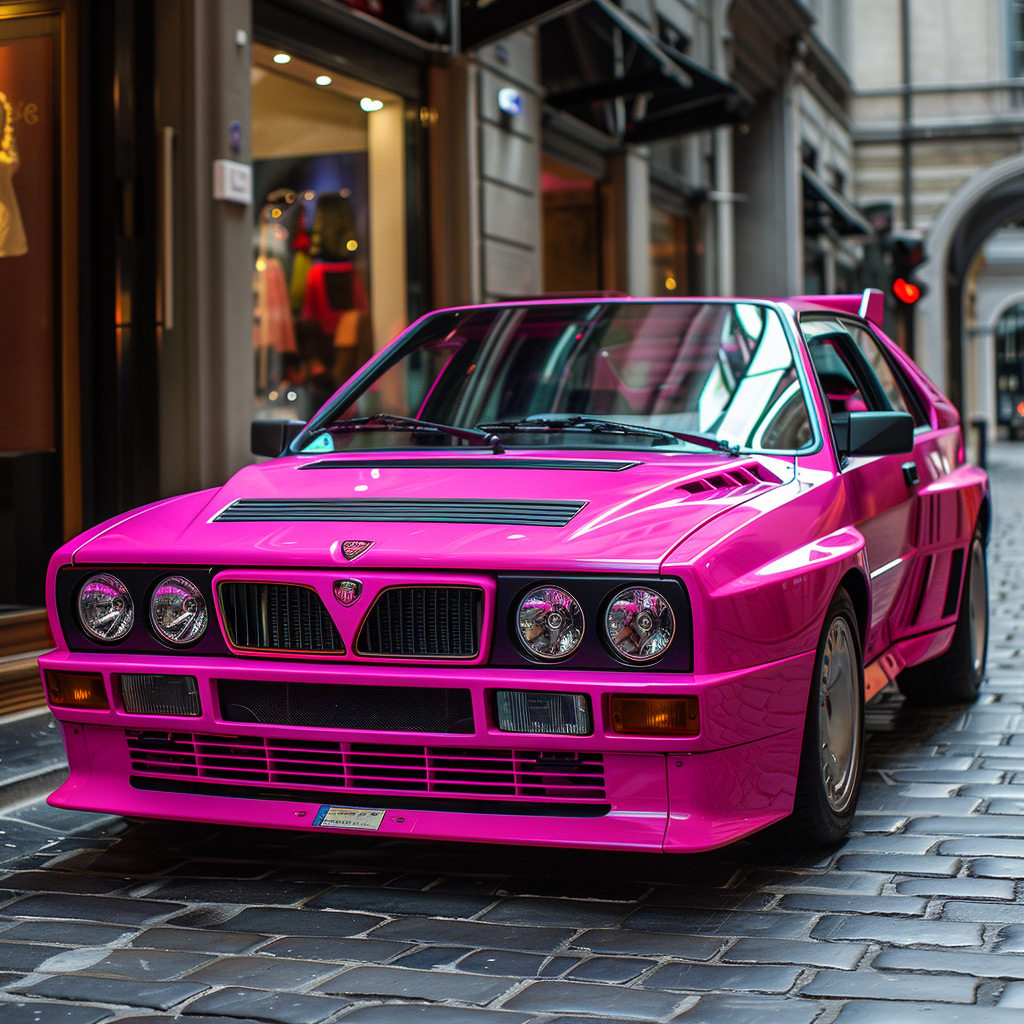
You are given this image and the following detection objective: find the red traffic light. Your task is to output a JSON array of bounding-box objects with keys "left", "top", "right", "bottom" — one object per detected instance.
[{"left": 892, "top": 277, "right": 921, "bottom": 304}]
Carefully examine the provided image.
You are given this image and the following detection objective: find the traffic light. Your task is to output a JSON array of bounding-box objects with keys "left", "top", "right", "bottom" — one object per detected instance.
[{"left": 888, "top": 231, "right": 927, "bottom": 306}]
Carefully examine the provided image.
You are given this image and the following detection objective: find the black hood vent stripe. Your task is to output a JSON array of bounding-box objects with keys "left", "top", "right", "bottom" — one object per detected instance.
[
  {"left": 299, "top": 458, "right": 640, "bottom": 472},
  {"left": 214, "top": 498, "right": 587, "bottom": 527}
]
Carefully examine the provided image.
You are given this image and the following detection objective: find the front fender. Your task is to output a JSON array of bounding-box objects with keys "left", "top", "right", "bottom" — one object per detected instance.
[{"left": 679, "top": 523, "right": 868, "bottom": 676}]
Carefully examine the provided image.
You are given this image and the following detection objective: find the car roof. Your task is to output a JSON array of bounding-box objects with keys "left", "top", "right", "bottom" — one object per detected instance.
[{"left": 424, "top": 290, "right": 886, "bottom": 331}]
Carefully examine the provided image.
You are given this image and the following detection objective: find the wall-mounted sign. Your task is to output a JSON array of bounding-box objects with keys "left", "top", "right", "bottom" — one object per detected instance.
[{"left": 497, "top": 87, "right": 522, "bottom": 116}]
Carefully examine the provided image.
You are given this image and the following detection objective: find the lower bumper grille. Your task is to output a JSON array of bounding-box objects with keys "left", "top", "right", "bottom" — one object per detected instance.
[
  {"left": 218, "top": 679, "right": 474, "bottom": 734},
  {"left": 125, "top": 730, "right": 608, "bottom": 803}
]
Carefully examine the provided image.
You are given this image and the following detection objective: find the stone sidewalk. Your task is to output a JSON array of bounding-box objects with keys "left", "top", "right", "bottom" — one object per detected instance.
[{"left": 1, "top": 446, "right": 1024, "bottom": 1023}]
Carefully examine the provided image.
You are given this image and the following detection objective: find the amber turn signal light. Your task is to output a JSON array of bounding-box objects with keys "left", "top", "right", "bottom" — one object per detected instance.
[
  {"left": 609, "top": 695, "right": 699, "bottom": 736},
  {"left": 45, "top": 671, "right": 109, "bottom": 710}
]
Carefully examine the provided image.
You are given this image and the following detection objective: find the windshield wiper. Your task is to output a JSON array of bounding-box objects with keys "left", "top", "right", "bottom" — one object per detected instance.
[
  {"left": 478, "top": 416, "right": 740, "bottom": 455},
  {"left": 309, "top": 414, "right": 505, "bottom": 454}
]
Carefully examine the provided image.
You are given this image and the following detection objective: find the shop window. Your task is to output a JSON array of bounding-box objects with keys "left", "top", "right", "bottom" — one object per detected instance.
[
  {"left": 650, "top": 206, "right": 690, "bottom": 296},
  {"left": 0, "top": 15, "right": 65, "bottom": 608},
  {"left": 251, "top": 43, "right": 408, "bottom": 422},
  {"left": 541, "top": 155, "right": 603, "bottom": 294},
  {"left": 1012, "top": 0, "right": 1024, "bottom": 78}
]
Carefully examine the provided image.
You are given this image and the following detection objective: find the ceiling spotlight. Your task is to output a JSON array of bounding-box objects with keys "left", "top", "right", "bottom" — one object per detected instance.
[
  {"left": 360, "top": 97, "right": 384, "bottom": 112},
  {"left": 316, "top": 75, "right": 332, "bottom": 86},
  {"left": 273, "top": 52, "right": 291, "bottom": 64}
]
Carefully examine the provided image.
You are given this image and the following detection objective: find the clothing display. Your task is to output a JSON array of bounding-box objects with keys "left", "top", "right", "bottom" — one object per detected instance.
[
  {"left": 252, "top": 179, "right": 372, "bottom": 406},
  {"left": 253, "top": 256, "right": 297, "bottom": 357},
  {"left": 301, "top": 261, "right": 369, "bottom": 336},
  {"left": 309, "top": 193, "right": 357, "bottom": 261},
  {"left": 289, "top": 205, "right": 312, "bottom": 312}
]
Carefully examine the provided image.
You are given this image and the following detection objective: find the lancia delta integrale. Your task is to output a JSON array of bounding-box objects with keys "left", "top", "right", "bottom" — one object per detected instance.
[{"left": 41, "top": 291, "right": 989, "bottom": 851}]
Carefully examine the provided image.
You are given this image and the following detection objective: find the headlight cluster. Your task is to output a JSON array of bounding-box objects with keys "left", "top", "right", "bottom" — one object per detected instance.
[
  {"left": 515, "top": 584, "right": 676, "bottom": 663},
  {"left": 76, "top": 573, "right": 208, "bottom": 646}
]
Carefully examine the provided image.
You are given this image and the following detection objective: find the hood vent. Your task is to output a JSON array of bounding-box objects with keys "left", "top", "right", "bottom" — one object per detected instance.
[
  {"left": 678, "top": 462, "right": 777, "bottom": 498},
  {"left": 215, "top": 498, "right": 587, "bottom": 528},
  {"left": 300, "top": 457, "right": 640, "bottom": 472}
]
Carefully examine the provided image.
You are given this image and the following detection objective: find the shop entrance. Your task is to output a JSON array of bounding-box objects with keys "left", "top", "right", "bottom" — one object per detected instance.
[{"left": 251, "top": 43, "right": 409, "bottom": 423}]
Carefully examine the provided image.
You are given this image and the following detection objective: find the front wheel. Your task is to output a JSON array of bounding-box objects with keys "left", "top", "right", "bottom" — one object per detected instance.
[
  {"left": 784, "top": 589, "right": 865, "bottom": 848},
  {"left": 898, "top": 530, "right": 988, "bottom": 704}
]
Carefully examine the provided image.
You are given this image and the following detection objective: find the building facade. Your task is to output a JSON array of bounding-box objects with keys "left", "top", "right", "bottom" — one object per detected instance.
[{"left": 848, "top": 0, "right": 1024, "bottom": 432}]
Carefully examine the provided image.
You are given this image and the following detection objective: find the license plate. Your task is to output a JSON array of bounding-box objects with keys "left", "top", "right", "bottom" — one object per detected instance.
[{"left": 312, "top": 806, "right": 387, "bottom": 830}]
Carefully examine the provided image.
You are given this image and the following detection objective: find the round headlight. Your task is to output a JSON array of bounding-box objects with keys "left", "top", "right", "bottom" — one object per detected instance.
[
  {"left": 604, "top": 587, "right": 675, "bottom": 662},
  {"left": 516, "top": 585, "right": 585, "bottom": 660},
  {"left": 78, "top": 574, "right": 134, "bottom": 642},
  {"left": 150, "top": 576, "right": 208, "bottom": 645}
]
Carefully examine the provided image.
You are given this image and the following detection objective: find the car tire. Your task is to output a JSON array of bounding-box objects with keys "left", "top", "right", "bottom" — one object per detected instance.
[
  {"left": 785, "top": 588, "right": 865, "bottom": 848},
  {"left": 897, "top": 530, "right": 988, "bottom": 704}
]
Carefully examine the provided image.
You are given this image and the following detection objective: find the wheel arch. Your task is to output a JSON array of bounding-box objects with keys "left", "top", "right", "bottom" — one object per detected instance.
[
  {"left": 838, "top": 567, "right": 869, "bottom": 652},
  {"left": 975, "top": 495, "right": 991, "bottom": 546}
]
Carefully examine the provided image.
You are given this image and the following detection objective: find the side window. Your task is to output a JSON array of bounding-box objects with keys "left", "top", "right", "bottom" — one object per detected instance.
[
  {"left": 844, "top": 322, "right": 927, "bottom": 425},
  {"left": 801, "top": 318, "right": 879, "bottom": 415}
]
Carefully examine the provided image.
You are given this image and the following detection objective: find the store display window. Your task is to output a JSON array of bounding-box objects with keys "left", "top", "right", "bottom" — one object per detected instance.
[
  {"left": 251, "top": 43, "right": 407, "bottom": 422},
  {"left": 650, "top": 205, "right": 692, "bottom": 297},
  {"left": 542, "top": 154, "right": 603, "bottom": 294}
]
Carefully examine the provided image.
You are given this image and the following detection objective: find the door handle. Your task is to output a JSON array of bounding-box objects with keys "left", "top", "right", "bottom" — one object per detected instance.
[{"left": 902, "top": 461, "right": 920, "bottom": 487}]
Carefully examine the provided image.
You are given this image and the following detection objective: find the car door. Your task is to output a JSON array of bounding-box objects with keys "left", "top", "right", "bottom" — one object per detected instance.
[{"left": 802, "top": 315, "right": 927, "bottom": 661}]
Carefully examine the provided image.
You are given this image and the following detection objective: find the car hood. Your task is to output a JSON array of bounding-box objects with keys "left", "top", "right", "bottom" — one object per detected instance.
[{"left": 70, "top": 450, "right": 795, "bottom": 575}]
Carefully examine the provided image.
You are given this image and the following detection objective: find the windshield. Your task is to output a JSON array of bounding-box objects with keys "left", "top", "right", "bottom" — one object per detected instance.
[{"left": 293, "top": 301, "right": 814, "bottom": 454}]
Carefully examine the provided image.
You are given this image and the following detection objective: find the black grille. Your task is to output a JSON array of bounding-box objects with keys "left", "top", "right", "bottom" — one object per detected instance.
[
  {"left": 356, "top": 586, "right": 482, "bottom": 659},
  {"left": 214, "top": 498, "right": 586, "bottom": 527},
  {"left": 218, "top": 582, "right": 345, "bottom": 654},
  {"left": 218, "top": 680, "right": 474, "bottom": 733}
]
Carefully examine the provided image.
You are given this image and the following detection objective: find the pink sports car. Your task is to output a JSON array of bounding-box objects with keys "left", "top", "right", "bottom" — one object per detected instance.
[{"left": 41, "top": 292, "right": 989, "bottom": 851}]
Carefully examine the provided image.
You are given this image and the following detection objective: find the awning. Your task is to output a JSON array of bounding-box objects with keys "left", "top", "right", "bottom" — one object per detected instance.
[
  {"left": 802, "top": 165, "right": 873, "bottom": 237},
  {"left": 460, "top": 1, "right": 590, "bottom": 50},
  {"left": 541, "top": 0, "right": 750, "bottom": 144}
]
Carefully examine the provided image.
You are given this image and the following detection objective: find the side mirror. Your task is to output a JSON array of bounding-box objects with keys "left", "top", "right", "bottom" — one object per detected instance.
[
  {"left": 830, "top": 411, "right": 914, "bottom": 457},
  {"left": 251, "top": 419, "right": 305, "bottom": 457}
]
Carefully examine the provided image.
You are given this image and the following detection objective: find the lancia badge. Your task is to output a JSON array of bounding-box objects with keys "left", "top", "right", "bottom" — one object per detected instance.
[
  {"left": 341, "top": 539, "right": 373, "bottom": 561},
  {"left": 333, "top": 579, "right": 363, "bottom": 606}
]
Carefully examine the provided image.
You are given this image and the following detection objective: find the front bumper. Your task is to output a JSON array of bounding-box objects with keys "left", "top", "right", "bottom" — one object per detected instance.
[{"left": 40, "top": 649, "right": 813, "bottom": 853}]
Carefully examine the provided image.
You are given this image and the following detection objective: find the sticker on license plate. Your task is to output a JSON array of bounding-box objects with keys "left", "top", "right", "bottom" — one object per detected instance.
[{"left": 312, "top": 806, "right": 387, "bottom": 830}]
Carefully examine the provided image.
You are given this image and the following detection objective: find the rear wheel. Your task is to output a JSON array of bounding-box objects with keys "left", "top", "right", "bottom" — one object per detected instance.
[
  {"left": 898, "top": 530, "right": 988, "bottom": 704},
  {"left": 784, "top": 589, "right": 865, "bottom": 848}
]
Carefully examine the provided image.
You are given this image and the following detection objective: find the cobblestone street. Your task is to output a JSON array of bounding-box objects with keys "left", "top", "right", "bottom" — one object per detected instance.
[{"left": 2, "top": 445, "right": 1024, "bottom": 1024}]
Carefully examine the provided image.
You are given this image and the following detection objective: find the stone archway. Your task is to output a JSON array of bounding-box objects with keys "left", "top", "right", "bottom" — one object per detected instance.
[
  {"left": 915, "top": 155, "right": 1024, "bottom": 417},
  {"left": 979, "top": 288, "right": 1024, "bottom": 433}
]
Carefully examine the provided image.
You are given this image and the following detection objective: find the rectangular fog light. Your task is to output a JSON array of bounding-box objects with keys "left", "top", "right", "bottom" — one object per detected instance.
[
  {"left": 609, "top": 695, "right": 699, "bottom": 736},
  {"left": 118, "top": 674, "right": 201, "bottom": 716},
  {"left": 495, "top": 690, "right": 592, "bottom": 735},
  {"left": 45, "top": 671, "right": 109, "bottom": 710}
]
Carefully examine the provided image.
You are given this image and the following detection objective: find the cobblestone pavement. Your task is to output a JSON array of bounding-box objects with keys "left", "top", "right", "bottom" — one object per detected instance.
[{"left": 3, "top": 447, "right": 1024, "bottom": 1024}]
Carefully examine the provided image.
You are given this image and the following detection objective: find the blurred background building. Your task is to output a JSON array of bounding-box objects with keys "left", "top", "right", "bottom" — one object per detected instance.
[
  {"left": 0, "top": 0, "right": 1020, "bottom": 701},
  {"left": 848, "top": 0, "right": 1024, "bottom": 446}
]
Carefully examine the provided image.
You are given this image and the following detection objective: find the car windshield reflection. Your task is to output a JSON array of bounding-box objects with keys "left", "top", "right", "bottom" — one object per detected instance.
[{"left": 295, "top": 300, "right": 814, "bottom": 455}]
